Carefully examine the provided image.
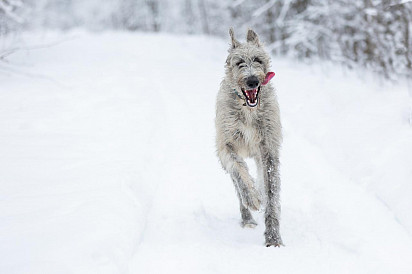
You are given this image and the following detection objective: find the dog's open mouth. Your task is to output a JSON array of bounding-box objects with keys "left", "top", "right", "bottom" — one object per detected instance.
[{"left": 242, "top": 86, "right": 260, "bottom": 107}]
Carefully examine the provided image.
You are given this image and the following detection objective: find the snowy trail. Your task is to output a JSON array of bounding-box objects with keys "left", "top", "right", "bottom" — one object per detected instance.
[{"left": 1, "top": 31, "right": 412, "bottom": 273}]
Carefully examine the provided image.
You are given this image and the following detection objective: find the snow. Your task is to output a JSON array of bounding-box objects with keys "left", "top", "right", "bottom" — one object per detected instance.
[{"left": 0, "top": 31, "right": 411, "bottom": 273}]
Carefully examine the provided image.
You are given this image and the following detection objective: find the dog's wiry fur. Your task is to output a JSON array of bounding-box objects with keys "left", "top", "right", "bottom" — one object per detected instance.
[{"left": 215, "top": 28, "right": 283, "bottom": 247}]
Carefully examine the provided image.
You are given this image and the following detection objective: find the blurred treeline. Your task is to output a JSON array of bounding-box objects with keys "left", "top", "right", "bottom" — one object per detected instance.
[{"left": 1, "top": 0, "right": 412, "bottom": 79}]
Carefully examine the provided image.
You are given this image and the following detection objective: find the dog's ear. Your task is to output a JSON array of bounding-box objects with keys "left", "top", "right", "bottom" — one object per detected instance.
[
  {"left": 246, "top": 28, "right": 260, "bottom": 46},
  {"left": 225, "top": 55, "right": 231, "bottom": 66},
  {"left": 229, "top": 27, "right": 240, "bottom": 49}
]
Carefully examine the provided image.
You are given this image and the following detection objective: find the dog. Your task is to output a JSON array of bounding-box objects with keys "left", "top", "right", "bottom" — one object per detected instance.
[{"left": 215, "top": 28, "right": 283, "bottom": 247}]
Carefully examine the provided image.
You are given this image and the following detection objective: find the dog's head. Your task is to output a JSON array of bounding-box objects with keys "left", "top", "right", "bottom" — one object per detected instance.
[{"left": 225, "top": 28, "right": 273, "bottom": 108}]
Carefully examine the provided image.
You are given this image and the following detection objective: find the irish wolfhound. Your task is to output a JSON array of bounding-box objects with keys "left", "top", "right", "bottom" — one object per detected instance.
[{"left": 215, "top": 28, "right": 283, "bottom": 247}]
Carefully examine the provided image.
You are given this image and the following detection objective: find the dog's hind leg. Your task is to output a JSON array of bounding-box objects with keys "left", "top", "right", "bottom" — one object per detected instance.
[
  {"left": 231, "top": 177, "right": 258, "bottom": 227},
  {"left": 239, "top": 201, "right": 258, "bottom": 228},
  {"left": 219, "top": 144, "right": 261, "bottom": 212}
]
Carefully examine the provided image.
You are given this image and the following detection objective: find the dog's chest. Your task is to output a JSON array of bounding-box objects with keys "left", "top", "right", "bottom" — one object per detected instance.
[{"left": 233, "top": 111, "right": 262, "bottom": 156}]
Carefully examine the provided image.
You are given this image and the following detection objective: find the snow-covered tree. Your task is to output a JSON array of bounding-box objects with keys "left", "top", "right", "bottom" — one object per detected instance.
[
  {"left": 1, "top": 0, "right": 411, "bottom": 79},
  {"left": 0, "top": 0, "right": 23, "bottom": 35}
]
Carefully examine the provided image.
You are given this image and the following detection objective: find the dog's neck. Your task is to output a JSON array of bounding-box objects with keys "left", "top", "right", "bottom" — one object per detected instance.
[{"left": 232, "top": 88, "right": 247, "bottom": 106}]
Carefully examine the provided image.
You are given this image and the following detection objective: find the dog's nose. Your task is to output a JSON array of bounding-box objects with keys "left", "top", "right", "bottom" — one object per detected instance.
[{"left": 246, "top": 76, "right": 259, "bottom": 89}]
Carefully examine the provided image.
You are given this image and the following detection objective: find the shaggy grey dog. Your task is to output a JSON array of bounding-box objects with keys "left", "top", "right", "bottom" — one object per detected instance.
[{"left": 215, "top": 28, "right": 283, "bottom": 247}]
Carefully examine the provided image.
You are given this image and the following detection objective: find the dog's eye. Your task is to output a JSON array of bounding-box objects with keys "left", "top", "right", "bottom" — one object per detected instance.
[
  {"left": 236, "top": 60, "right": 245, "bottom": 67},
  {"left": 254, "top": 57, "right": 263, "bottom": 64}
]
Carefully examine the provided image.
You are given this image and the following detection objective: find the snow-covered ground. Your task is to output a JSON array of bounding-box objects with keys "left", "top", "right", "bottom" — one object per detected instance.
[{"left": 1, "top": 31, "right": 411, "bottom": 274}]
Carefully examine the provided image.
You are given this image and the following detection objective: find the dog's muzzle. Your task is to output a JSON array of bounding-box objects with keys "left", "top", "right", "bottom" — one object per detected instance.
[{"left": 235, "top": 72, "right": 275, "bottom": 108}]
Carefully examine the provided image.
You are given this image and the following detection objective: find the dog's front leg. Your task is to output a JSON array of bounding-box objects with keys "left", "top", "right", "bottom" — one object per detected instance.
[
  {"left": 260, "top": 144, "right": 283, "bottom": 247},
  {"left": 219, "top": 144, "right": 261, "bottom": 212}
]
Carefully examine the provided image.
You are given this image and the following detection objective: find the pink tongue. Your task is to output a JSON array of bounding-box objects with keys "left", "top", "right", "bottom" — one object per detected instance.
[
  {"left": 246, "top": 89, "right": 257, "bottom": 102},
  {"left": 262, "top": 72, "right": 275, "bottom": 85}
]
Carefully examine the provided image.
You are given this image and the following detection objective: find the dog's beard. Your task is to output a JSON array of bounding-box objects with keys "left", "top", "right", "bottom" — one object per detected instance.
[{"left": 241, "top": 86, "right": 260, "bottom": 107}]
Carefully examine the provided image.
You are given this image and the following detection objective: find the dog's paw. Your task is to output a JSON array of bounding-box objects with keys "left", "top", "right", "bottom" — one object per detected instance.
[
  {"left": 241, "top": 187, "right": 261, "bottom": 211},
  {"left": 265, "top": 230, "right": 283, "bottom": 247},
  {"left": 241, "top": 218, "right": 257, "bottom": 228},
  {"left": 265, "top": 242, "right": 283, "bottom": 247}
]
